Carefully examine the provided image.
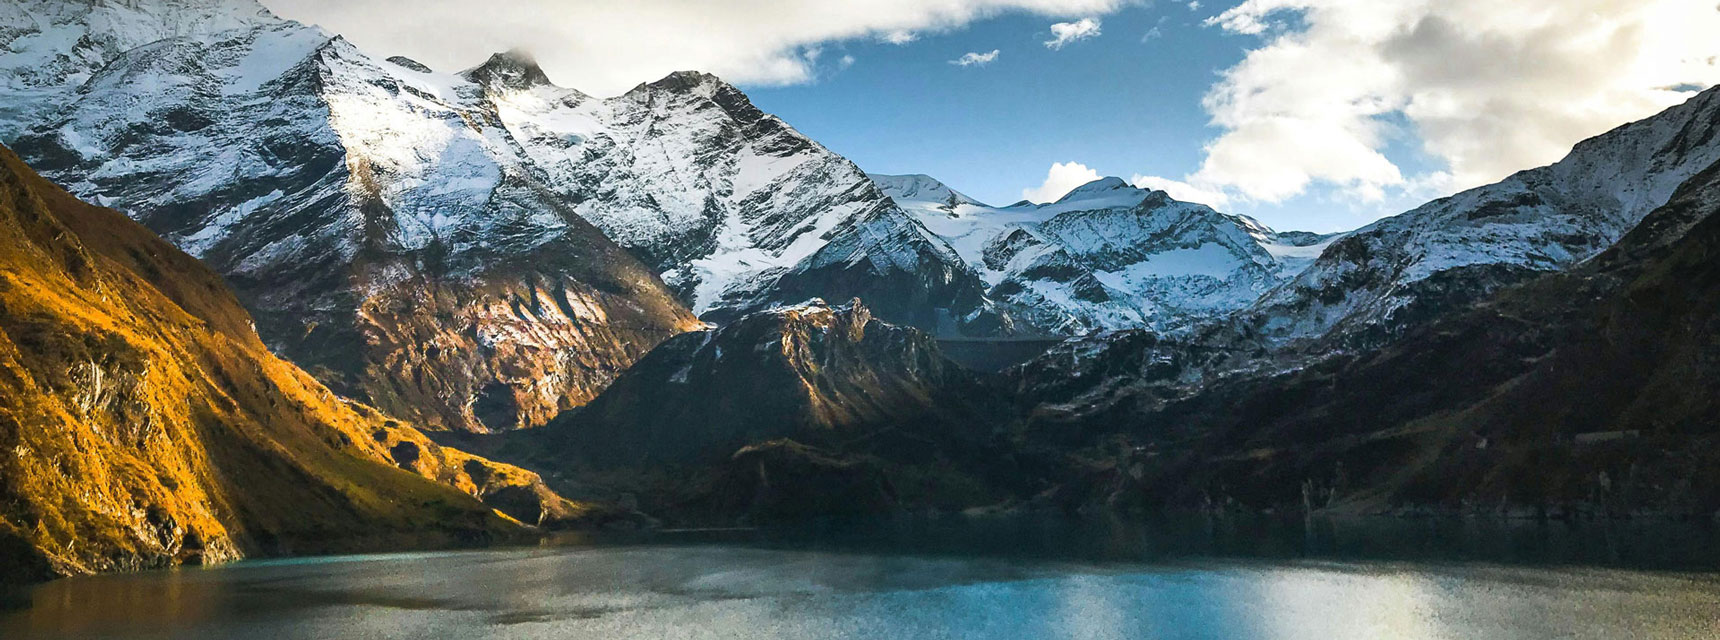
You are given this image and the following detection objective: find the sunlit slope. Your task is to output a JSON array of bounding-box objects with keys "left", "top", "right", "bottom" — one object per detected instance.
[{"left": 0, "top": 145, "right": 596, "bottom": 584}]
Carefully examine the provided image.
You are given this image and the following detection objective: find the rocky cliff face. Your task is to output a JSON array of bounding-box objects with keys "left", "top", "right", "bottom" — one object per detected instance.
[{"left": 0, "top": 145, "right": 609, "bottom": 585}]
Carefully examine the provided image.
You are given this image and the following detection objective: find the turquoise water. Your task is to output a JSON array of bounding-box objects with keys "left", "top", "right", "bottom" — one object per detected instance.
[{"left": 5, "top": 518, "right": 1720, "bottom": 639}]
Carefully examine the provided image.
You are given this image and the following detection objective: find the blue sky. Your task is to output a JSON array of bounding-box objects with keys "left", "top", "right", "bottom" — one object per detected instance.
[
  {"left": 748, "top": 7, "right": 1228, "bottom": 203},
  {"left": 274, "top": 0, "right": 1720, "bottom": 235},
  {"left": 720, "top": 4, "right": 1436, "bottom": 233},
  {"left": 741, "top": 4, "right": 1438, "bottom": 233}
]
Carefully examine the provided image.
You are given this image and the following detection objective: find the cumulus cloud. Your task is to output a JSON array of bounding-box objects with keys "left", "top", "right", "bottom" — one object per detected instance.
[
  {"left": 950, "top": 49, "right": 1001, "bottom": 67},
  {"left": 1044, "top": 18, "right": 1102, "bottom": 49},
  {"left": 262, "top": 0, "right": 1129, "bottom": 95},
  {"left": 1172, "top": 0, "right": 1720, "bottom": 204},
  {"left": 1023, "top": 162, "right": 1102, "bottom": 203}
]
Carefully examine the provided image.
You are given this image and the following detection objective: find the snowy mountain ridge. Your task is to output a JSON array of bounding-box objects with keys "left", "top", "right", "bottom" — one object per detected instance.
[
  {"left": 0, "top": 0, "right": 274, "bottom": 139},
  {"left": 874, "top": 172, "right": 1333, "bottom": 333},
  {"left": 0, "top": 0, "right": 1009, "bottom": 429},
  {"left": 1241, "top": 85, "right": 1720, "bottom": 347},
  {"left": 3, "top": 3, "right": 705, "bottom": 431}
]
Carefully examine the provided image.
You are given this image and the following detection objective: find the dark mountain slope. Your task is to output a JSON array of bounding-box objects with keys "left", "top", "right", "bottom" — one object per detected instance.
[
  {"left": 1047, "top": 159, "right": 1720, "bottom": 516},
  {"left": 507, "top": 299, "right": 1034, "bottom": 522}
]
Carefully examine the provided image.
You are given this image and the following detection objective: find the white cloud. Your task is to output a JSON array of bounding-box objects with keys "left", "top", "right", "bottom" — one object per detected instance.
[
  {"left": 880, "top": 30, "right": 918, "bottom": 45},
  {"left": 1141, "top": 26, "right": 1162, "bottom": 41},
  {"left": 262, "top": 0, "right": 1129, "bottom": 95},
  {"left": 1044, "top": 17, "right": 1102, "bottom": 49},
  {"left": 839, "top": 54, "right": 857, "bottom": 69},
  {"left": 950, "top": 49, "right": 1001, "bottom": 67},
  {"left": 1176, "top": 0, "right": 1720, "bottom": 204},
  {"left": 1023, "top": 161, "right": 1102, "bottom": 203},
  {"left": 1131, "top": 174, "right": 1230, "bottom": 208},
  {"left": 1187, "top": 1, "right": 1200, "bottom": 10}
]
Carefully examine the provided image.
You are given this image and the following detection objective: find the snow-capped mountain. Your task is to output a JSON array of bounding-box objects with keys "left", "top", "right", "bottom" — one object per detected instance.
[
  {"left": 1240, "top": 85, "right": 1720, "bottom": 348},
  {"left": 471, "top": 66, "right": 1003, "bottom": 334},
  {"left": 1015, "top": 85, "right": 1720, "bottom": 426},
  {"left": 0, "top": 0, "right": 273, "bottom": 139},
  {"left": 0, "top": 0, "right": 1019, "bottom": 429},
  {"left": 875, "top": 173, "right": 1333, "bottom": 334},
  {"left": 4, "top": 1, "right": 701, "bottom": 432}
]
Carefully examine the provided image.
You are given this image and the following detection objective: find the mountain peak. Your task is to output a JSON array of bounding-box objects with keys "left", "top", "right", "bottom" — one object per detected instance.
[
  {"left": 636, "top": 70, "right": 730, "bottom": 96},
  {"left": 1054, "top": 177, "right": 1136, "bottom": 204},
  {"left": 462, "top": 49, "right": 553, "bottom": 89},
  {"left": 869, "top": 173, "right": 989, "bottom": 209},
  {"left": 385, "top": 55, "right": 433, "bottom": 74}
]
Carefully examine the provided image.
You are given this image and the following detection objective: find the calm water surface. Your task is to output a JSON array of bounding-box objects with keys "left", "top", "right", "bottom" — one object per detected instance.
[{"left": 5, "top": 517, "right": 1720, "bottom": 639}]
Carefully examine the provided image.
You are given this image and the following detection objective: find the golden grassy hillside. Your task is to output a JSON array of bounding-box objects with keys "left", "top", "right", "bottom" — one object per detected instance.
[{"left": 0, "top": 145, "right": 599, "bottom": 584}]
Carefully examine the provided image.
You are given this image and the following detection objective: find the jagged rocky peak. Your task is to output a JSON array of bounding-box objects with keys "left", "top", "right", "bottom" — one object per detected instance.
[
  {"left": 623, "top": 69, "right": 768, "bottom": 124},
  {"left": 384, "top": 55, "right": 433, "bottom": 74},
  {"left": 638, "top": 69, "right": 729, "bottom": 96},
  {"left": 1016, "top": 86, "right": 1720, "bottom": 441},
  {"left": 463, "top": 48, "right": 554, "bottom": 89}
]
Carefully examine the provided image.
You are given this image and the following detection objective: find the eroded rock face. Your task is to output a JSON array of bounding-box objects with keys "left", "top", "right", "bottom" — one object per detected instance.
[{"left": 0, "top": 145, "right": 600, "bottom": 583}]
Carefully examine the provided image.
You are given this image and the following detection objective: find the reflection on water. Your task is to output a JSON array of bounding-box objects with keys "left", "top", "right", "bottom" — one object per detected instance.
[{"left": 5, "top": 516, "right": 1720, "bottom": 639}]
